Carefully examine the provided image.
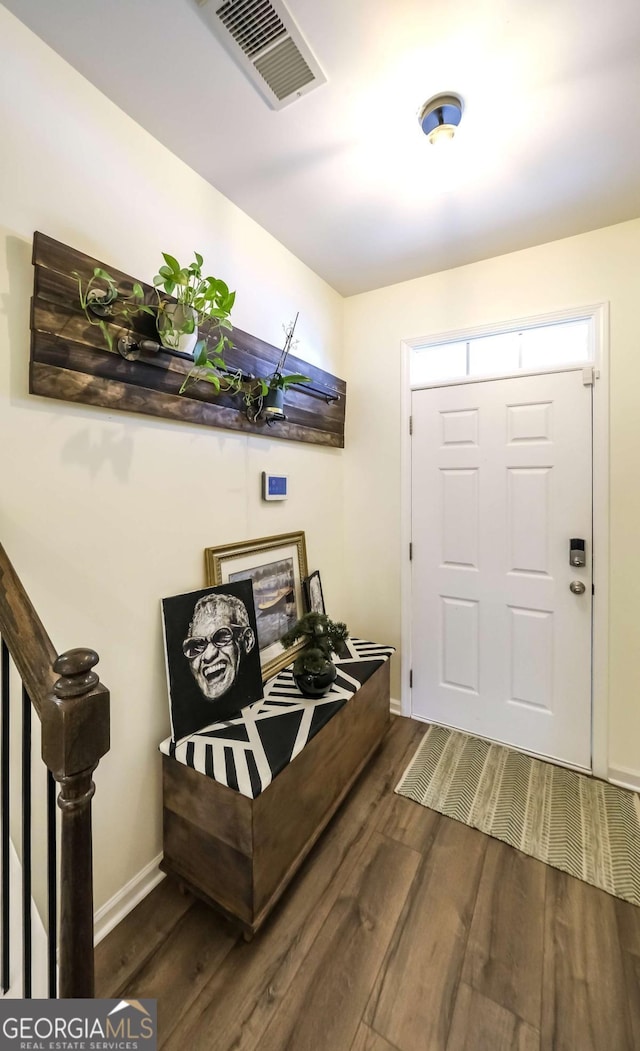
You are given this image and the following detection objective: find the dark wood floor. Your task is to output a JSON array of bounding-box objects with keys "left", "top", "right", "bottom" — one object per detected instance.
[{"left": 95, "top": 717, "right": 640, "bottom": 1050}]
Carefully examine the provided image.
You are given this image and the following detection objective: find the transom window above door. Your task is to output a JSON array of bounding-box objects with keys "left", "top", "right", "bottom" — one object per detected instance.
[{"left": 410, "top": 317, "right": 593, "bottom": 388}]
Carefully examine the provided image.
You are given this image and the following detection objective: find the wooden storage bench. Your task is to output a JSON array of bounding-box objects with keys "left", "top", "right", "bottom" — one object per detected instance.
[{"left": 159, "top": 640, "right": 393, "bottom": 937}]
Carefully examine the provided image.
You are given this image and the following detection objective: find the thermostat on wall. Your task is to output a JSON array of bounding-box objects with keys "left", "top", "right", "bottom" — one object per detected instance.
[{"left": 262, "top": 472, "right": 288, "bottom": 501}]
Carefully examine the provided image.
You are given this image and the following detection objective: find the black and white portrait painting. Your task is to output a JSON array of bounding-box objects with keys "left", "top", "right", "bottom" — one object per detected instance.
[
  {"left": 229, "top": 557, "right": 297, "bottom": 650},
  {"left": 162, "top": 580, "right": 263, "bottom": 741}
]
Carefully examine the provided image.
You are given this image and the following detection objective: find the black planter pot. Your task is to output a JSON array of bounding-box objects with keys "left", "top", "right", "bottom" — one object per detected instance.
[
  {"left": 293, "top": 661, "right": 337, "bottom": 698},
  {"left": 263, "top": 386, "right": 285, "bottom": 420}
]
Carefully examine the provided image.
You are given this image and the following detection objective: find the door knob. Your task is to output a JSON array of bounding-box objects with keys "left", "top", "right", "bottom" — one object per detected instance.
[{"left": 569, "top": 580, "right": 586, "bottom": 595}]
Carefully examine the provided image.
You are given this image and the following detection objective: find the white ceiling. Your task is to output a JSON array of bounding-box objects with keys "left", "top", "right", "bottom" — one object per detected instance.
[{"left": 5, "top": 0, "right": 640, "bottom": 295}]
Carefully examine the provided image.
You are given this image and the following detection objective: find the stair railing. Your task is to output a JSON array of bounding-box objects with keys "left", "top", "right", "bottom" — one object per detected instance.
[{"left": 0, "top": 542, "right": 110, "bottom": 997}]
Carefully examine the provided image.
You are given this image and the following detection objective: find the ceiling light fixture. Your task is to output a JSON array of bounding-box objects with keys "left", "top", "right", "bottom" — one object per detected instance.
[{"left": 418, "top": 93, "right": 463, "bottom": 145}]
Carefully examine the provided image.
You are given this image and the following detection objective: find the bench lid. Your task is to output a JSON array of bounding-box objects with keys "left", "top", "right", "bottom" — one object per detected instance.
[{"left": 159, "top": 638, "right": 394, "bottom": 798}]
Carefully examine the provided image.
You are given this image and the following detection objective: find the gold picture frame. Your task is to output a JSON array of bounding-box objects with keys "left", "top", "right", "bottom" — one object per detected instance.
[{"left": 205, "top": 531, "right": 308, "bottom": 681}]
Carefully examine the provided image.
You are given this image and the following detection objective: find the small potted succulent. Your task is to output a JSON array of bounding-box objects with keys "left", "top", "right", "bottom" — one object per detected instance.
[{"left": 280, "top": 612, "right": 349, "bottom": 698}]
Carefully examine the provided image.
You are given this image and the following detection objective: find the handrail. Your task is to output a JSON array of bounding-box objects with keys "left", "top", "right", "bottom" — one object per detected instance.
[
  {"left": 0, "top": 544, "right": 57, "bottom": 716},
  {"left": 0, "top": 543, "right": 110, "bottom": 997}
]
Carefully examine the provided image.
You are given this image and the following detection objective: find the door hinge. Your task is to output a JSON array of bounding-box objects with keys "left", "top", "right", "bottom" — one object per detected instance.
[
  {"left": 409, "top": 415, "right": 413, "bottom": 435},
  {"left": 582, "top": 366, "right": 598, "bottom": 386},
  {"left": 409, "top": 669, "right": 413, "bottom": 688},
  {"left": 409, "top": 542, "right": 413, "bottom": 561}
]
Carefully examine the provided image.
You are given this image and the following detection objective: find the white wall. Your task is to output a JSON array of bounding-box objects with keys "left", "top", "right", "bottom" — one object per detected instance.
[
  {"left": 0, "top": 6, "right": 345, "bottom": 911},
  {"left": 343, "top": 219, "right": 640, "bottom": 783}
]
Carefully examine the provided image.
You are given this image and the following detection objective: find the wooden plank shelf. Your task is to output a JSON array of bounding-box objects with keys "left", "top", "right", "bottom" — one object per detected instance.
[{"left": 29, "top": 232, "right": 346, "bottom": 448}]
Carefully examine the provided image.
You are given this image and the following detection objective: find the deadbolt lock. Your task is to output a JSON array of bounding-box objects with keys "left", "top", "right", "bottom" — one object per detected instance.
[{"left": 570, "top": 538, "right": 586, "bottom": 567}]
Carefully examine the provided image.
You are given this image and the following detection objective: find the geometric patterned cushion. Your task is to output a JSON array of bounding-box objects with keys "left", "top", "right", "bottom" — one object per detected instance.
[{"left": 159, "top": 638, "right": 394, "bottom": 799}]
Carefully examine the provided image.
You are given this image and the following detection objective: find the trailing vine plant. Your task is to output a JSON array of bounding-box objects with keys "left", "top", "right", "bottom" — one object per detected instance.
[
  {"left": 73, "top": 260, "right": 310, "bottom": 419},
  {"left": 73, "top": 268, "right": 155, "bottom": 351},
  {"left": 153, "top": 252, "right": 235, "bottom": 368}
]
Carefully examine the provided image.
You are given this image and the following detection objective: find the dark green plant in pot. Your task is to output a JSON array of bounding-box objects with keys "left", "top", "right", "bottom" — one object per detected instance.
[
  {"left": 281, "top": 612, "right": 349, "bottom": 697},
  {"left": 244, "top": 316, "right": 310, "bottom": 421}
]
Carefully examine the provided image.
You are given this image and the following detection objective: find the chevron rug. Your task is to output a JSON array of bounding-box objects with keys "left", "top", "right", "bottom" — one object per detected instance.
[{"left": 395, "top": 725, "right": 640, "bottom": 906}]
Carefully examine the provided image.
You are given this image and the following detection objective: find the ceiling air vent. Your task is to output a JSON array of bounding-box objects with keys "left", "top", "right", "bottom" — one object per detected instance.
[{"left": 196, "top": 0, "right": 326, "bottom": 109}]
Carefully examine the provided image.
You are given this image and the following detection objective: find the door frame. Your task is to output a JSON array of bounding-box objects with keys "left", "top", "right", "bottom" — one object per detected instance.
[{"left": 400, "top": 303, "right": 610, "bottom": 779}]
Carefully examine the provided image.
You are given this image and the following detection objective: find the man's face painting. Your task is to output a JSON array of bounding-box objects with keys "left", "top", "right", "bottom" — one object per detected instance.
[{"left": 183, "top": 598, "right": 247, "bottom": 701}]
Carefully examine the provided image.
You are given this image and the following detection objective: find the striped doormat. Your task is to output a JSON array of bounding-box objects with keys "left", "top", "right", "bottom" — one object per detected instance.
[{"left": 395, "top": 725, "right": 640, "bottom": 906}]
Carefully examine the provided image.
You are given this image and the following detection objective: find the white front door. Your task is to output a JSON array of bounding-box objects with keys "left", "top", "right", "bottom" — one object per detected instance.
[{"left": 410, "top": 370, "right": 593, "bottom": 770}]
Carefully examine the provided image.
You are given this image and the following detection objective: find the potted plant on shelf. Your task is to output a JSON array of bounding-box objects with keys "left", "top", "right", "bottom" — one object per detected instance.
[
  {"left": 73, "top": 267, "right": 156, "bottom": 351},
  {"left": 244, "top": 315, "right": 310, "bottom": 422},
  {"left": 280, "top": 612, "right": 349, "bottom": 698},
  {"left": 153, "top": 251, "right": 235, "bottom": 358},
  {"left": 74, "top": 252, "right": 237, "bottom": 390}
]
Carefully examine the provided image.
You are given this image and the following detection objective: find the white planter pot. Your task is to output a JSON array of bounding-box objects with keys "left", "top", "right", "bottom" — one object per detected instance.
[{"left": 157, "top": 303, "right": 199, "bottom": 357}]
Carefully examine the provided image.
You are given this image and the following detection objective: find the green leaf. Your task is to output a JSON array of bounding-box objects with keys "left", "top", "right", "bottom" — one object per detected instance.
[
  {"left": 162, "top": 252, "right": 180, "bottom": 274},
  {"left": 279, "top": 373, "right": 310, "bottom": 388},
  {"left": 201, "top": 373, "right": 221, "bottom": 391},
  {"left": 194, "top": 252, "right": 203, "bottom": 267},
  {"left": 159, "top": 265, "right": 174, "bottom": 279},
  {"left": 153, "top": 275, "right": 165, "bottom": 287},
  {"left": 132, "top": 282, "right": 144, "bottom": 298},
  {"left": 182, "top": 317, "right": 196, "bottom": 334},
  {"left": 194, "top": 342, "right": 208, "bottom": 366},
  {"left": 165, "top": 280, "right": 176, "bottom": 296}
]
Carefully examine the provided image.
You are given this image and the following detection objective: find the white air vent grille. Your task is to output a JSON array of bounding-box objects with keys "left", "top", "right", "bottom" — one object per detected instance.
[
  {"left": 216, "top": 0, "right": 286, "bottom": 59},
  {"left": 196, "top": 0, "right": 326, "bottom": 109},
  {"left": 254, "top": 37, "right": 315, "bottom": 100}
]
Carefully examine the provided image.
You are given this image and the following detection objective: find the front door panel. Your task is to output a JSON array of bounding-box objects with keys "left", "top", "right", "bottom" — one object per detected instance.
[{"left": 411, "top": 370, "right": 592, "bottom": 769}]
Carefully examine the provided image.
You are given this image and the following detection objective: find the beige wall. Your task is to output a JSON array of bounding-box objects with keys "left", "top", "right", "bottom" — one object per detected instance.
[
  {"left": 2, "top": 2, "right": 640, "bottom": 921},
  {"left": 0, "top": 7, "right": 345, "bottom": 911},
  {"left": 343, "top": 219, "right": 640, "bottom": 781}
]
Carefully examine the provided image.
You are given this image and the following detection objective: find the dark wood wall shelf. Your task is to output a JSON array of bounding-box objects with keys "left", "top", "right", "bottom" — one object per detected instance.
[{"left": 29, "top": 233, "right": 346, "bottom": 448}]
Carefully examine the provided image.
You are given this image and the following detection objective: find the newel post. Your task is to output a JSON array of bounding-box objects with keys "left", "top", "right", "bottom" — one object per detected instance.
[{"left": 41, "top": 648, "right": 110, "bottom": 998}]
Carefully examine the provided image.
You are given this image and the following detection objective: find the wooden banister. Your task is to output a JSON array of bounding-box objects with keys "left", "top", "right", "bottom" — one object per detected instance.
[
  {"left": 0, "top": 543, "right": 57, "bottom": 716},
  {"left": 0, "top": 543, "right": 110, "bottom": 997}
]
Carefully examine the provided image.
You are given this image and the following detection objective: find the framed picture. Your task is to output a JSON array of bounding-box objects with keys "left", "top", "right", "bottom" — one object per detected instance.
[
  {"left": 205, "top": 531, "right": 308, "bottom": 680},
  {"left": 162, "top": 580, "right": 263, "bottom": 741},
  {"left": 303, "top": 570, "right": 325, "bottom": 615}
]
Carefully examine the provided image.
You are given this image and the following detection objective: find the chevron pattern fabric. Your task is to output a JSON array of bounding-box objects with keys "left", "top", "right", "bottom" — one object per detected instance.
[
  {"left": 160, "top": 638, "right": 394, "bottom": 800},
  {"left": 396, "top": 725, "right": 640, "bottom": 907}
]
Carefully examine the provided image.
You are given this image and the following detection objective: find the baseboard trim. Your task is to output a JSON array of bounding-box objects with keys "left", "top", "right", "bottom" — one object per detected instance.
[
  {"left": 390, "top": 696, "right": 402, "bottom": 716},
  {"left": 94, "top": 853, "right": 165, "bottom": 945},
  {"left": 608, "top": 766, "right": 640, "bottom": 793}
]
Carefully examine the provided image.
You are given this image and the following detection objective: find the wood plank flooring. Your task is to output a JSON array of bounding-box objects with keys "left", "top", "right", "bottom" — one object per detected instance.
[{"left": 95, "top": 717, "right": 640, "bottom": 1050}]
